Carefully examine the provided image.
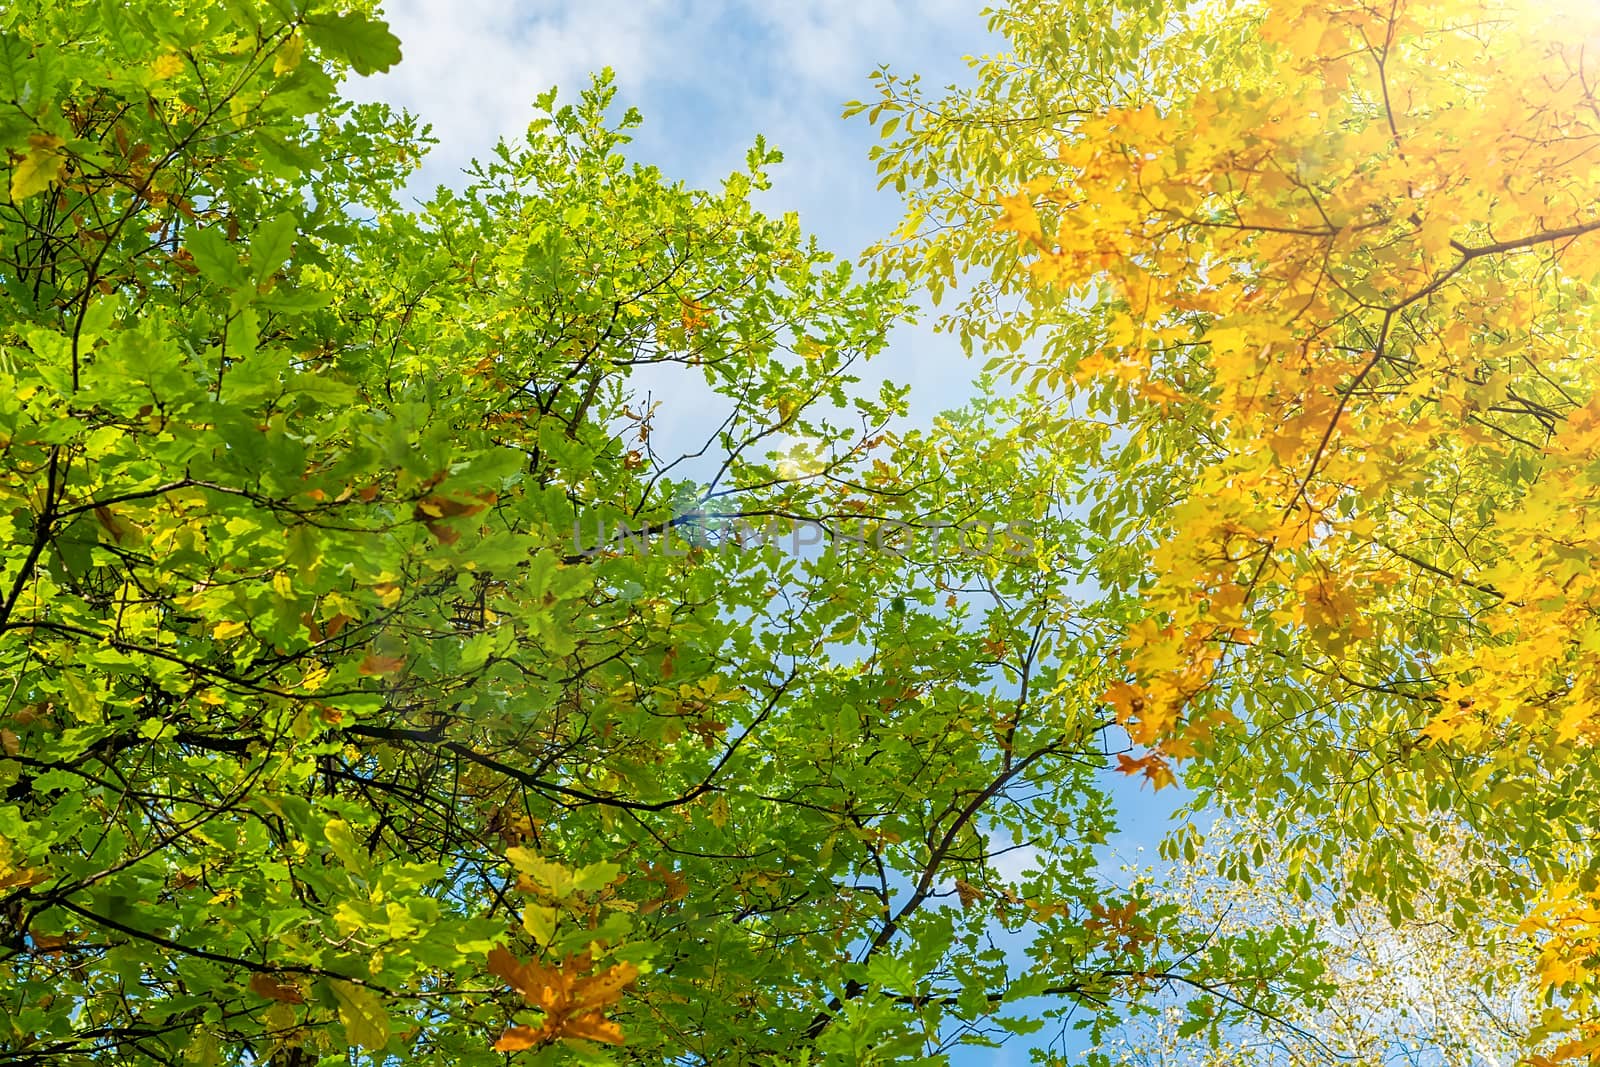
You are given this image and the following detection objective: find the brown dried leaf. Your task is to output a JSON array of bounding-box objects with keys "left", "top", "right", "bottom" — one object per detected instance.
[
  {"left": 356, "top": 653, "right": 406, "bottom": 677},
  {"left": 248, "top": 972, "right": 305, "bottom": 1004}
]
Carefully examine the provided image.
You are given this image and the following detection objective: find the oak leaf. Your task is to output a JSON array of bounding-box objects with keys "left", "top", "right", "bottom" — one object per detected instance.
[
  {"left": 487, "top": 947, "right": 637, "bottom": 1048},
  {"left": 11, "top": 134, "right": 65, "bottom": 201},
  {"left": 248, "top": 973, "right": 305, "bottom": 1004}
]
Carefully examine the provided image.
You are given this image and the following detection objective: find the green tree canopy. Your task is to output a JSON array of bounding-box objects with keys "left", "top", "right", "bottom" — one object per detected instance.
[{"left": 0, "top": 2, "right": 1319, "bottom": 1065}]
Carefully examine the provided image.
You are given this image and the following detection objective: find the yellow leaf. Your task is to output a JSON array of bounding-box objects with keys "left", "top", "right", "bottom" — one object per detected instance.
[
  {"left": 707, "top": 795, "right": 730, "bottom": 828},
  {"left": 1556, "top": 700, "right": 1594, "bottom": 744},
  {"left": 263, "top": 1001, "right": 298, "bottom": 1035},
  {"left": 0, "top": 866, "right": 46, "bottom": 891},
  {"left": 995, "top": 191, "right": 1044, "bottom": 247},
  {"left": 273, "top": 32, "right": 304, "bottom": 75},
  {"left": 11, "top": 134, "right": 65, "bottom": 202},
  {"left": 149, "top": 52, "right": 184, "bottom": 81},
  {"left": 329, "top": 980, "right": 389, "bottom": 1052},
  {"left": 212, "top": 619, "right": 247, "bottom": 640},
  {"left": 522, "top": 904, "right": 559, "bottom": 946},
  {"left": 1418, "top": 712, "right": 1461, "bottom": 745},
  {"left": 506, "top": 847, "right": 575, "bottom": 899}
]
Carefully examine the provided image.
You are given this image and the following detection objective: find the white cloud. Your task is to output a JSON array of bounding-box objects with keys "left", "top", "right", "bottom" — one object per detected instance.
[
  {"left": 349, "top": 1, "right": 986, "bottom": 215},
  {"left": 753, "top": 0, "right": 976, "bottom": 86},
  {"left": 988, "top": 837, "right": 1042, "bottom": 883},
  {"left": 346, "top": 0, "right": 687, "bottom": 189}
]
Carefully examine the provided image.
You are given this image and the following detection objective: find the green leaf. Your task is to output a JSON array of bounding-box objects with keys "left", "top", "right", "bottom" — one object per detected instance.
[
  {"left": 324, "top": 818, "right": 367, "bottom": 875},
  {"left": 248, "top": 211, "right": 298, "bottom": 283},
  {"left": 302, "top": 12, "right": 401, "bottom": 76},
  {"left": 571, "top": 860, "right": 620, "bottom": 893},
  {"left": 186, "top": 225, "right": 241, "bottom": 284}
]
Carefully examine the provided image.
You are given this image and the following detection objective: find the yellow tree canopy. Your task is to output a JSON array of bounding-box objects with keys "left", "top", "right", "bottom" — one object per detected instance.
[{"left": 868, "top": 0, "right": 1600, "bottom": 1058}]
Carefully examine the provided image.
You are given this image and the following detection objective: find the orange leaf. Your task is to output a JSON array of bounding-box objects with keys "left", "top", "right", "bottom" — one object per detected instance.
[
  {"left": 561, "top": 1011, "right": 625, "bottom": 1046},
  {"left": 1115, "top": 752, "right": 1176, "bottom": 790},
  {"left": 1101, "top": 680, "right": 1145, "bottom": 722},
  {"left": 486, "top": 949, "right": 636, "bottom": 1048},
  {"left": 487, "top": 946, "right": 566, "bottom": 1009},
  {"left": 492, "top": 1025, "right": 549, "bottom": 1051},
  {"left": 571, "top": 961, "right": 638, "bottom": 1009},
  {"left": 680, "top": 297, "right": 711, "bottom": 334}
]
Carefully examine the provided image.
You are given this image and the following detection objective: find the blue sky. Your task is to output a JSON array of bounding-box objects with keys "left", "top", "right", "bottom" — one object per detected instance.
[
  {"left": 348, "top": 5, "right": 1186, "bottom": 1060},
  {"left": 345, "top": 0, "right": 980, "bottom": 247}
]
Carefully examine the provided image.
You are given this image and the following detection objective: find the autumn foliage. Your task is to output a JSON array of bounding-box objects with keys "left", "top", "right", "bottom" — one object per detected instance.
[
  {"left": 8, "top": 0, "right": 1600, "bottom": 1063},
  {"left": 977, "top": 0, "right": 1600, "bottom": 1055},
  {"left": 487, "top": 947, "right": 637, "bottom": 1049}
]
